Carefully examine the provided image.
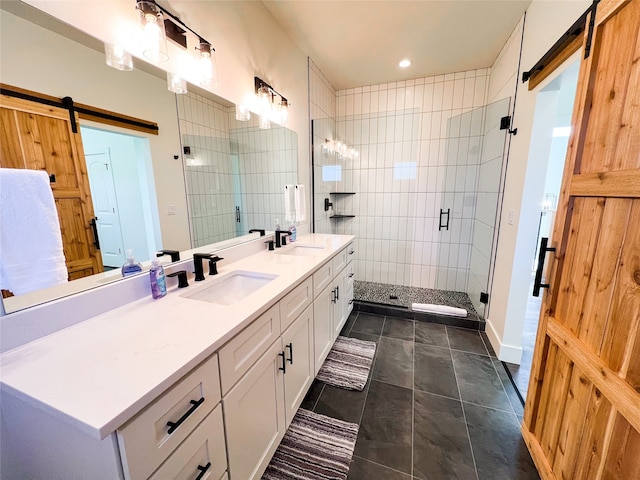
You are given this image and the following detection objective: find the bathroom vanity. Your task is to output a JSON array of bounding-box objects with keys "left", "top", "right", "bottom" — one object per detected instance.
[{"left": 0, "top": 233, "right": 356, "bottom": 480}]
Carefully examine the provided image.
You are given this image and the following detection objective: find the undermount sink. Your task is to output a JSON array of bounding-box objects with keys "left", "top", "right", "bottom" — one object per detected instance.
[
  {"left": 276, "top": 244, "right": 325, "bottom": 256},
  {"left": 181, "top": 270, "right": 278, "bottom": 305}
]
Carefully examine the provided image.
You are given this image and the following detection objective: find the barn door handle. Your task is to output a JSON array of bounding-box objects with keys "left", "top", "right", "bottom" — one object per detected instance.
[
  {"left": 533, "top": 237, "right": 556, "bottom": 297},
  {"left": 89, "top": 217, "right": 100, "bottom": 250}
]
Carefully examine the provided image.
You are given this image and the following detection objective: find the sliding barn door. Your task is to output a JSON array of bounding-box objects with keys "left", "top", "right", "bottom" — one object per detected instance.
[
  {"left": 522, "top": 0, "right": 640, "bottom": 478},
  {"left": 0, "top": 95, "right": 103, "bottom": 283}
]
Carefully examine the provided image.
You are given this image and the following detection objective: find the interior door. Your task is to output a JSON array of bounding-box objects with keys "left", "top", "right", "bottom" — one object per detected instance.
[
  {"left": 522, "top": 0, "right": 640, "bottom": 478},
  {"left": 0, "top": 95, "right": 103, "bottom": 283},
  {"left": 86, "top": 149, "right": 125, "bottom": 268}
]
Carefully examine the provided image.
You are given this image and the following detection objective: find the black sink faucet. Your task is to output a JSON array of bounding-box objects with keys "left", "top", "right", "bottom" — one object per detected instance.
[
  {"left": 208, "top": 256, "right": 224, "bottom": 275},
  {"left": 274, "top": 230, "right": 290, "bottom": 248},
  {"left": 193, "top": 253, "right": 214, "bottom": 281},
  {"left": 156, "top": 249, "right": 181, "bottom": 262}
]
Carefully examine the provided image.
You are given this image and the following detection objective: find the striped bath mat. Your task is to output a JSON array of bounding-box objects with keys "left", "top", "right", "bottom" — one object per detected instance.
[
  {"left": 316, "top": 336, "right": 377, "bottom": 391},
  {"left": 262, "top": 408, "right": 359, "bottom": 480}
]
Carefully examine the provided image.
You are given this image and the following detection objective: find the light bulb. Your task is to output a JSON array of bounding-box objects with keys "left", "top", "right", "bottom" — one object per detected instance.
[
  {"left": 259, "top": 115, "right": 271, "bottom": 130},
  {"left": 235, "top": 104, "right": 251, "bottom": 121}
]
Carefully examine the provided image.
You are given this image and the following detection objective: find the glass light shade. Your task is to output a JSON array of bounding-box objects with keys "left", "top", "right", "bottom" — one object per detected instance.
[
  {"left": 235, "top": 104, "right": 251, "bottom": 121},
  {"left": 277, "top": 102, "right": 288, "bottom": 125},
  {"left": 259, "top": 115, "right": 271, "bottom": 130},
  {"left": 167, "top": 72, "right": 188, "bottom": 94},
  {"left": 137, "top": 1, "right": 168, "bottom": 62},
  {"left": 104, "top": 43, "right": 133, "bottom": 71},
  {"left": 198, "top": 44, "right": 218, "bottom": 88}
]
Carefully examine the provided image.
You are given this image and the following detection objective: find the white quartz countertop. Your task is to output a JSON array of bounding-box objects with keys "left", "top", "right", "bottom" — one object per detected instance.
[{"left": 0, "top": 234, "right": 354, "bottom": 440}]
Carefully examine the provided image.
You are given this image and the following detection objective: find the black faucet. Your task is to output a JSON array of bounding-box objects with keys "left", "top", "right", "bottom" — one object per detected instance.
[
  {"left": 193, "top": 253, "right": 214, "bottom": 281},
  {"left": 208, "top": 256, "right": 224, "bottom": 275},
  {"left": 274, "top": 230, "right": 290, "bottom": 248},
  {"left": 156, "top": 249, "right": 181, "bottom": 262},
  {"left": 249, "top": 229, "right": 266, "bottom": 236}
]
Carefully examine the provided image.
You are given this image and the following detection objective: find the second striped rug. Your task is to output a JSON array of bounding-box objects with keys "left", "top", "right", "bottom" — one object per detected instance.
[{"left": 316, "top": 336, "right": 377, "bottom": 391}]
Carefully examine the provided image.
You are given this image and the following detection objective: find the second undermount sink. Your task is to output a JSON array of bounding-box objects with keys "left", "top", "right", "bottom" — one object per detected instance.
[
  {"left": 276, "top": 244, "right": 325, "bottom": 256},
  {"left": 180, "top": 270, "right": 278, "bottom": 305}
]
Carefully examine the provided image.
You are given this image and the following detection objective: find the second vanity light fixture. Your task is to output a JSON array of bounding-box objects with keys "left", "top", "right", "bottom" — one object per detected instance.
[
  {"left": 323, "top": 139, "right": 358, "bottom": 160},
  {"left": 253, "top": 76, "right": 289, "bottom": 129},
  {"left": 104, "top": 1, "right": 218, "bottom": 94}
]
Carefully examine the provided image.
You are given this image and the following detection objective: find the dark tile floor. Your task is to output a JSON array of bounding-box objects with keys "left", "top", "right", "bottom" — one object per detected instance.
[{"left": 302, "top": 312, "right": 540, "bottom": 480}]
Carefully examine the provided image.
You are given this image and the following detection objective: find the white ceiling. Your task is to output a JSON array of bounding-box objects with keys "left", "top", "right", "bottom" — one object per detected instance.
[{"left": 263, "top": 0, "right": 532, "bottom": 90}]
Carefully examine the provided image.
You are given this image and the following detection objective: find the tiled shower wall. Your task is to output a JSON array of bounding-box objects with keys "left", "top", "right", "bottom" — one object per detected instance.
[
  {"left": 326, "top": 70, "right": 491, "bottom": 293},
  {"left": 309, "top": 58, "right": 337, "bottom": 235}
]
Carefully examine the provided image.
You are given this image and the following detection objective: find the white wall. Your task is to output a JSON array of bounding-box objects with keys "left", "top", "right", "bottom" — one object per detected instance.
[
  {"left": 9, "top": 0, "right": 311, "bottom": 235},
  {"left": 485, "top": 0, "right": 591, "bottom": 362}
]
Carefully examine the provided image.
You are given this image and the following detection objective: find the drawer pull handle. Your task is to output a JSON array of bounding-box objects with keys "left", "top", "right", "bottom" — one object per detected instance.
[
  {"left": 278, "top": 351, "right": 287, "bottom": 373},
  {"left": 286, "top": 342, "right": 294, "bottom": 365},
  {"left": 335, "top": 285, "right": 340, "bottom": 300},
  {"left": 348, "top": 250, "right": 355, "bottom": 255},
  {"left": 195, "top": 462, "right": 212, "bottom": 480},
  {"left": 166, "top": 397, "right": 205, "bottom": 434},
  {"left": 331, "top": 288, "right": 336, "bottom": 304},
  {"left": 348, "top": 273, "right": 354, "bottom": 278}
]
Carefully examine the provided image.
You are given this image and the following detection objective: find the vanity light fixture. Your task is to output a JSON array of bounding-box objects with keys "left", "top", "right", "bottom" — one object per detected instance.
[
  {"left": 131, "top": 0, "right": 218, "bottom": 92},
  {"left": 323, "top": 138, "right": 358, "bottom": 160},
  {"left": 235, "top": 104, "right": 251, "bottom": 121},
  {"left": 104, "top": 43, "right": 133, "bottom": 71},
  {"left": 254, "top": 76, "right": 290, "bottom": 128},
  {"left": 167, "top": 72, "right": 188, "bottom": 94},
  {"left": 197, "top": 40, "right": 218, "bottom": 88},
  {"left": 136, "top": 0, "right": 169, "bottom": 62}
]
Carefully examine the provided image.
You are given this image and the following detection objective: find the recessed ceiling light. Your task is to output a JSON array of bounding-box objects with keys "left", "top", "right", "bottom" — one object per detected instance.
[{"left": 399, "top": 59, "right": 411, "bottom": 68}]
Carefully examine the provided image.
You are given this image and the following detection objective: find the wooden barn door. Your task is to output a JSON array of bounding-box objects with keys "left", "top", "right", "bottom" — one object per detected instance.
[
  {"left": 522, "top": 0, "right": 640, "bottom": 479},
  {"left": 0, "top": 95, "right": 103, "bottom": 284}
]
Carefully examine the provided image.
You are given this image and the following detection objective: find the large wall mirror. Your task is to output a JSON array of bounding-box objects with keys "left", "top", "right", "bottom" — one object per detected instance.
[{"left": 0, "top": 1, "right": 297, "bottom": 313}]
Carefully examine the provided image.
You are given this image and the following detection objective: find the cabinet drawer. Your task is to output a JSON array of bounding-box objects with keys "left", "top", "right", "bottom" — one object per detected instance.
[
  {"left": 148, "top": 404, "right": 226, "bottom": 480},
  {"left": 346, "top": 262, "right": 355, "bottom": 289},
  {"left": 313, "top": 261, "right": 333, "bottom": 298},
  {"left": 219, "top": 303, "right": 281, "bottom": 395},
  {"left": 280, "top": 277, "right": 313, "bottom": 332},
  {"left": 346, "top": 242, "right": 356, "bottom": 264},
  {"left": 332, "top": 247, "right": 348, "bottom": 274},
  {"left": 117, "top": 354, "right": 221, "bottom": 480}
]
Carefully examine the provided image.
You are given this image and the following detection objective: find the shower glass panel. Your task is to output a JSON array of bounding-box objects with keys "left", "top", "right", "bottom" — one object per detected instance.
[{"left": 437, "top": 98, "right": 511, "bottom": 317}]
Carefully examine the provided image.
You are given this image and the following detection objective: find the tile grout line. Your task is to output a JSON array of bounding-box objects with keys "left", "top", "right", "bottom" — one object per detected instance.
[
  {"left": 478, "top": 330, "right": 519, "bottom": 417},
  {"left": 446, "top": 326, "right": 480, "bottom": 480},
  {"left": 351, "top": 454, "right": 413, "bottom": 479},
  {"left": 354, "top": 313, "right": 382, "bottom": 427}
]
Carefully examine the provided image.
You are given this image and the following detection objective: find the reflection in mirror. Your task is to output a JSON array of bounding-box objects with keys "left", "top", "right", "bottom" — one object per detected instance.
[
  {"left": 0, "top": 3, "right": 298, "bottom": 314},
  {"left": 177, "top": 92, "right": 298, "bottom": 247}
]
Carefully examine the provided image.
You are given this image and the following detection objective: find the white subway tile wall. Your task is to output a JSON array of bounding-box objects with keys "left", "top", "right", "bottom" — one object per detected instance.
[
  {"left": 332, "top": 69, "right": 492, "bottom": 291},
  {"left": 177, "top": 91, "right": 298, "bottom": 247},
  {"left": 177, "top": 92, "right": 236, "bottom": 247}
]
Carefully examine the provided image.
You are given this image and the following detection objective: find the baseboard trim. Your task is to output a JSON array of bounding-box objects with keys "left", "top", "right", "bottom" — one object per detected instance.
[{"left": 485, "top": 319, "right": 523, "bottom": 364}]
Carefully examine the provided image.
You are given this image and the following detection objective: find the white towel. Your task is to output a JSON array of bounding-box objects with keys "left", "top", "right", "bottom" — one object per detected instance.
[
  {"left": 284, "top": 184, "right": 295, "bottom": 222},
  {"left": 411, "top": 303, "right": 468, "bottom": 317},
  {"left": 294, "top": 184, "right": 306, "bottom": 222},
  {"left": 0, "top": 168, "right": 68, "bottom": 295}
]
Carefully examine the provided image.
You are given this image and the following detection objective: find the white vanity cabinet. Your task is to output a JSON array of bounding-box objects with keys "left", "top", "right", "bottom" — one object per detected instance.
[
  {"left": 223, "top": 283, "right": 314, "bottom": 480},
  {"left": 312, "top": 242, "right": 355, "bottom": 373}
]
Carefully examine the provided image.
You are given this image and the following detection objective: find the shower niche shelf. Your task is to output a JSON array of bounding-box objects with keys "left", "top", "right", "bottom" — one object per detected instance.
[
  {"left": 329, "top": 192, "right": 356, "bottom": 195},
  {"left": 330, "top": 214, "right": 356, "bottom": 219}
]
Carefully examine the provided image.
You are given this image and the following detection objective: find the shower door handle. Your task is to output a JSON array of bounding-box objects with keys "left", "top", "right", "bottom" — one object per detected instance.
[
  {"left": 235, "top": 206, "right": 241, "bottom": 223},
  {"left": 533, "top": 237, "right": 556, "bottom": 297},
  {"left": 439, "top": 208, "right": 450, "bottom": 231}
]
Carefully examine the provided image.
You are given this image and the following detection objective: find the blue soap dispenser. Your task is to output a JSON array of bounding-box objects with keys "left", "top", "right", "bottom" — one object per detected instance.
[
  {"left": 149, "top": 259, "right": 167, "bottom": 299},
  {"left": 121, "top": 249, "right": 143, "bottom": 277}
]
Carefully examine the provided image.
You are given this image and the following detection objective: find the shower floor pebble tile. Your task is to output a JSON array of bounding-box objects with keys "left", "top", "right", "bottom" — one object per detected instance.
[{"left": 305, "top": 311, "right": 540, "bottom": 480}]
